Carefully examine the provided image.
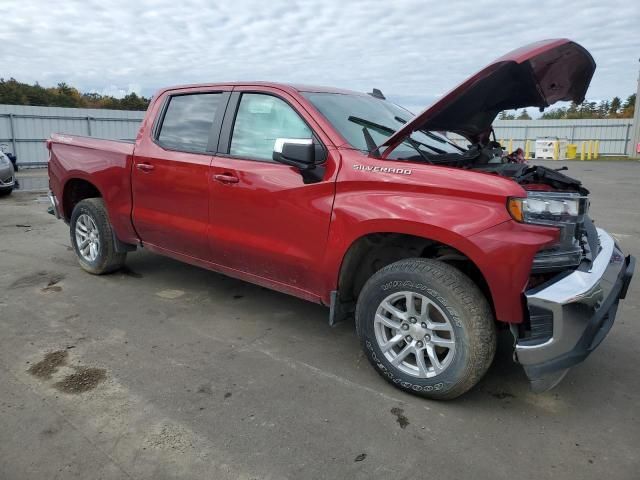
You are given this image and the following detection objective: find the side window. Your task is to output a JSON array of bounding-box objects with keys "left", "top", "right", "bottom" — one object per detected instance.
[
  {"left": 157, "top": 93, "right": 222, "bottom": 153},
  {"left": 230, "top": 93, "right": 312, "bottom": 161}
]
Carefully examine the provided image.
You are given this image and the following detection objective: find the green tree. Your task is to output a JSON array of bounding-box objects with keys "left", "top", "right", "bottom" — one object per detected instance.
[
  {"left": 516, "top": 109, "right": 532, "bottom": 120},
  {"left": 0, "top": 78, "right": 28, "bottom": 104},
  {"left": 621, "top": 94, "right": 636, "bottom": 118},
  {"left": 119, "top": 92, "right": 149, "bottom": 111},
  {"left": 537, "top": 94, "right": 635, "bottom": 120},
  {"left": 541, "top": 107, "right": 566, "bottom": 119},
  {"left": 609, "top": 97, "right": 621, "bottom": 117},
  {"left": 576, "top": 101, "right": 597, "bottom": 118},
  {"left": 0, "top": 78, "right": 151, "bottom": 110},
  {"left": 597, "top": 100, "right": 610, "bottom": 118},
  {"left": 498, "top": 110, "right": 515, "bottom": 120},
  {"left": 565, "top": 101, "right": 579, "bottom": 118}
]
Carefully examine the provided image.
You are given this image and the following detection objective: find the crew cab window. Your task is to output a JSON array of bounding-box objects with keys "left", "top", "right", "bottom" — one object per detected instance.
[
  {"left": 157, "top": 93, "right": 222, "bottom": 153},
  {"left": 230, "top": 93, "right": 312, "bottom": 161}
]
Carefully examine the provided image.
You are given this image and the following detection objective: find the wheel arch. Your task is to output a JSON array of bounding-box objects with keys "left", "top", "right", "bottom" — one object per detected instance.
[
  {"left": 328, "top": 227, "right": 495, "bottom": 324},
  {"left": 62, "top": 177, "right": 103, "bottom": 221}
]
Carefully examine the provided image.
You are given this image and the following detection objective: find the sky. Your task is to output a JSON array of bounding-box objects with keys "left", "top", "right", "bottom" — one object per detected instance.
[{"left": 1, "top": 0, "right": 639, "bottom": 113}]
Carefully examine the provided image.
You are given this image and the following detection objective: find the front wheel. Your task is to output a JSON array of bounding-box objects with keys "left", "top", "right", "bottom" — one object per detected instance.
[
  {"left": 356, "top": 258, "right": 496, "bottom": 400},
  {"left": 70, "top": 198, "right": 126, "bottom": 274}
]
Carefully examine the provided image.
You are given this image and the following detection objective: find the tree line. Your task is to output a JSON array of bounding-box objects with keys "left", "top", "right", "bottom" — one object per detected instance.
[
  {"left": 499, "top": 94, "right": 636, "bottom": 120},
  {"left": 2, "top": 77, "right": 637, "bottom": 119},
  {"left": 0, "top": 78, "right": 151, "bottom": 110}
]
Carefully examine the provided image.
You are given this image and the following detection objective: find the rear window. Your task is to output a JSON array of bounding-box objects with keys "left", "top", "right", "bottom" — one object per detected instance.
[{"left": 157, "top": 93, "right": 222, "bottom": 153}]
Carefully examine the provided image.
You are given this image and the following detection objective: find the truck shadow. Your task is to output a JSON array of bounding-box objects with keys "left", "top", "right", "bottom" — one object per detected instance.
[{"left": 118, "top": 250, "right": 562, "bottom": 409}]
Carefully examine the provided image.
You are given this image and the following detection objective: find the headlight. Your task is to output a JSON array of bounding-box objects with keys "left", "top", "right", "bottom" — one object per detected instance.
[{"left": 508, "top": 192, "right": 588, "bottom": 225}]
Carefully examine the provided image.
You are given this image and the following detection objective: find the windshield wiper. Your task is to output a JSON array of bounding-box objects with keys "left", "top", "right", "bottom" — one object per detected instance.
[
  {"left": 362, "top": 127, "right": 381, "bottom": 158},
  {"left": 347, "top": 116, "right": 395, "bottom": 158},
  {"left": 348, "top": 116, "right": 396, "bottom": 135},
  {"left": 348, "top": 115, "right": 435, "bottom": 161},
  {"left": 395, "top": 115, "right": 458, "bottom": 148}
]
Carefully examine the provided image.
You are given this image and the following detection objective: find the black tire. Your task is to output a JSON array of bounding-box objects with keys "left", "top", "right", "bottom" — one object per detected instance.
[
  {"left": 0, "top": 186, "right": 12, "bottom": 196},
  {"left": 70, "top": 198, "right": 126, "bottom": 274},
  {"left": 356, "top": 258, "right": 496, "bottom": 400}
]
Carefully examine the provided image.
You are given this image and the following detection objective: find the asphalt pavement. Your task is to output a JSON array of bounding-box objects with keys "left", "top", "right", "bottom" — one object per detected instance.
[{"left": 1, "top": 160, "right": 638, "bottom": 479}]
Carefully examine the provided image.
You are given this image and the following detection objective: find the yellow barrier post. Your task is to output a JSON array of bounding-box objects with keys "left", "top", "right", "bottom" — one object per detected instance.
[
  {"left": 524, "top": 140, "right": 530, "bottom": 159},
  {"left": 594, "top": 141, "right": 599, "bottom": 159},
  {"left": 581, "top": 142, "right": 586, "bottom": 160},
  {"left": 499, "top": 139, "right": 504, "bottom": 148},
  {"left": 588, "top": 140, "right": 593, "bottom": 160},
  {"left": 553, "top": 140, "right": 559, "bottom": 160},
  {"left": 508, "top": 139, "right": 513, "bottom": 153}
]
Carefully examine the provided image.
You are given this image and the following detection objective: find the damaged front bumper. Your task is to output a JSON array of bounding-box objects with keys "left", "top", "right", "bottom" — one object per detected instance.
[{"left": 516, "top": 228, "right": 634, "bottom": 392}]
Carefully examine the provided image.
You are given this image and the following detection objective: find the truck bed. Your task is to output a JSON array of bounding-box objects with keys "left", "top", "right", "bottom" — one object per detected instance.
[{"left": 47, "top": 133, "right": 138, "bottom": 244}]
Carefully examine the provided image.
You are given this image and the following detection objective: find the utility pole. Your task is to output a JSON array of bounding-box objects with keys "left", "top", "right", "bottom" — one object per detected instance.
[{"left": 630, "top": 58, "right": 640, "bottom": 157}]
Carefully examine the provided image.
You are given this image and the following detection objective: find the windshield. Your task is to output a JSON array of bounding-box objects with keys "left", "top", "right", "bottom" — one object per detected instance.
[{"left": 302, "top": 92, "right": 464, "bottom": 159}]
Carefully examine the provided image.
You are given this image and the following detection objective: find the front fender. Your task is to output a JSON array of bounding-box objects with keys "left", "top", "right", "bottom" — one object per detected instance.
[{"left": 321, "top": 186, "right": 558, "bottom": 323}]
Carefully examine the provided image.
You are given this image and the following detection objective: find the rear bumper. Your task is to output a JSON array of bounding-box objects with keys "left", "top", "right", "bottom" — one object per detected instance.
[
  {"left": 516, "top": 228, "right": 634, "bottom": 391},
  {"left": 47, "top": 190, "right": 61, "bottom": 219}
]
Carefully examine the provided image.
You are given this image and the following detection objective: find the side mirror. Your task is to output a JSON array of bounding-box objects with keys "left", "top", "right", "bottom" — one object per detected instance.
[{"left": 272, "top": 138, "right": 315, "bottom": 169}]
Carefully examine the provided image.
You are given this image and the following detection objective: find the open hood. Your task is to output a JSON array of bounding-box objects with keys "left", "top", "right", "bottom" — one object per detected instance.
[{"left": 382, "top": 39, "right": 595, "bottom": 148}]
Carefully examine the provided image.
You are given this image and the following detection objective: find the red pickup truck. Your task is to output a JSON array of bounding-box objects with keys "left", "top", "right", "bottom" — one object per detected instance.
[{"left": 47, "top": 39, "right": 634, "bottom": 399}]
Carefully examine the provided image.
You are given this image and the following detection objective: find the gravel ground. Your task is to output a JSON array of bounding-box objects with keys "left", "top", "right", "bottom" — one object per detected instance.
[{"left": 0, "top": 160, "right": 638, "bottom": 479}]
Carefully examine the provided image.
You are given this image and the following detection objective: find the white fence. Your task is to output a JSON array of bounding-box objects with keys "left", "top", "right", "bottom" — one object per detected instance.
[
  {"left": 491, "top": 118, "right": 634, "bottom": 156},
  {"left": 0, "top": 104, "right": 636, "bottom": 166},
  {"left": 449, "top": 118, "right": 635, "bottom": 156},
  {"left": 0, "top": 104, "right": 145, "bottom": 167}
]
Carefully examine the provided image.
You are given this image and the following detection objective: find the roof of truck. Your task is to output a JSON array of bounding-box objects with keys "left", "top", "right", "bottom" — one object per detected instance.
[{"left": 156, "top": 82, "right": 367, "bottom": 97}]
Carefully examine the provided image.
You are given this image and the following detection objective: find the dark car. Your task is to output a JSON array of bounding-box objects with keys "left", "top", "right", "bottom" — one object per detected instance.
[
  {"left": 0, "top": 149, "right": 16, "bottom": 196},
  {"left": 0, "top": 144, "right": 18, "bottom": 171}
]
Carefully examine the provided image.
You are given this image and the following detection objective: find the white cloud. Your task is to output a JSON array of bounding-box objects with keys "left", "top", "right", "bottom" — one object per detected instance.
[
  {"left": 91, "top": 83, "right": 142, "bottom": 99},
  {"left": 0, "top": 0, "right": 638, "bottom": 111}
]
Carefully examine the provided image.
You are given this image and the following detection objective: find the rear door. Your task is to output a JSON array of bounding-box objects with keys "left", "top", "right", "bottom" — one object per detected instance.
[
  {"left": 207, "top": 87, "right": 338, "bottom": 298},
  {"left": 132, "top": 88, "right": 230, "bottom": 259}
]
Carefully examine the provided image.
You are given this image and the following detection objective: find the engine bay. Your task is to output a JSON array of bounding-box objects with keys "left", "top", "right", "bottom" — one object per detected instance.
[{"left": 404, "top": 139, "right": 590, "bottom": 195}]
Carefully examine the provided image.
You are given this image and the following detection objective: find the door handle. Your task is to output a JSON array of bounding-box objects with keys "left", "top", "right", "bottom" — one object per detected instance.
[
  {"left": 214, "top": 174, "right": 239, "bottom": 184},
  {"left": 135, "top": 162, "right": 155, "bottom": 172}
]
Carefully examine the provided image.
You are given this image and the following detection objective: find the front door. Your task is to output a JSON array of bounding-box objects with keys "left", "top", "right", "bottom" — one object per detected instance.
[{"left": 208, "top": 89, "right": 338, "bottom": 297}]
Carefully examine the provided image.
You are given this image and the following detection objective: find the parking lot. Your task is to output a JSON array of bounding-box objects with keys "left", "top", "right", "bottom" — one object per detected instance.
[{"left": 1, "top": 160, "right": 638, "bottom": 479}]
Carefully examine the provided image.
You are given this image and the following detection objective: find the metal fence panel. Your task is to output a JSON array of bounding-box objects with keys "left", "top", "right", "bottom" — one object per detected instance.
[
  {"left": 0, "top": 104, "right": 635, "bottom": 166},
  {"left": 0, "top": 104, "right": 145, "bottom": 166},
  {"left": 490, "top": 119, "right": 633, "bottom": 155},
  {"left": 0, "top": 116, "right": 11, "bottom": 140}
]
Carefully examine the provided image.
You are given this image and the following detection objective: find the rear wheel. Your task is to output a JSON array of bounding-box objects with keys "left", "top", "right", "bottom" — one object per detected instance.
[
  {"left": 70, "top": 198, "right": 126, "bottom": 274},
  {"left": 356, "top": 258, "right": 496, "bottom": 399}
]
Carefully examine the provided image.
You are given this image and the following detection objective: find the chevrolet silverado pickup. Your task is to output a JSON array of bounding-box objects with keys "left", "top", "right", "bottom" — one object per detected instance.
[{"left": 47, "top": 39, "right": 634, "bottom": 399}]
